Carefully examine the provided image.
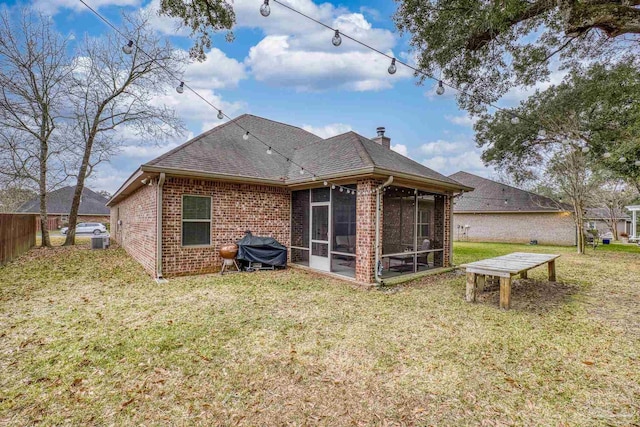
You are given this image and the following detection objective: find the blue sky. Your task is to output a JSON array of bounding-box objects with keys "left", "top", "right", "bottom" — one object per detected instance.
[{"left": 14, "top": 0, "right": 553, "bottom": 193}]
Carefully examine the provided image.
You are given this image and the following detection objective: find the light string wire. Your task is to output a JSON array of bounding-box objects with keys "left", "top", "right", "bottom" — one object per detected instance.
[{"left": 77, "top": 0, "right": 367, "bottom": 195}]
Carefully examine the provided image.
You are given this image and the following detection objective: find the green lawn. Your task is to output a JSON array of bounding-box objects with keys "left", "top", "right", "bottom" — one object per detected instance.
[{"left": 1, "top": 241, "right": 639, "bottom": 425}]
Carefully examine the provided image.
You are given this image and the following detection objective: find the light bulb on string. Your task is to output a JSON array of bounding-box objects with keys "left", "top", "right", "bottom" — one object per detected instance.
[
  {"left": 266, "top": 147, "right": 272, "bottom": 155},
  {"left": 331, "top": 184, "right": 336, "bottom": 190},
  {"left": 260, "top": 0, "right": 270, "bottom": 17},
  {"left": 323, "top": 181, "right": 328, "bottom": 186},
  {"left": 312, "top": 175, "right": 317, "bottom": 181},
  {"left": 299, "top": 168, "right": 304, "bottom": 175},
  {"left": 122, "top": 40, "right": 134, "bottom": 55},
  {"left": 243, "top": 131, "right": 250, "bottom": 141},
  {"left": 511, "top": 116, "right": 519, "bottom": 125},
  {"left": 176, "top": 82, "right": 184, "bottom": 94},
  {"left": 436, "top": 80, "right": 445, "bottom": 95},
  {"left": 603, "top": 152, "right": 612, "bottom": 158},
  {"left": 217, "top": 110, "right": 224, "bottom": 120},
  {"left": 619, "top": 156, "right": 627, "bottom": 163},
  {"left": 581, "top": 146, "right": 590, "bottom": 153},
  {"left": 635, "top": 160, "right": 640, "bottom": 166},
  {"left": 332, "top": 30, "right": 342, "bottom": 47},
  {"left": 388, "top": 58, "right": 397, "bottom": 75},
  {"left": 339, "top": 187, "right": 343, "bottom": 192}
]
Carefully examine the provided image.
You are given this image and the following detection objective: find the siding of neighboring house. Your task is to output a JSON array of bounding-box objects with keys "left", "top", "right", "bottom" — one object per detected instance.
[
  {"left": 586, "top": 219, "right": 630, "bottom": 236},
  {"left": 110, "top": 184, "right": 157, "bottom": 276},
  {"left": 161, "top": 177, "right": 291, "bottom": 276},
  {"left": 453, "top": 212, "right": 576, "bottom": 246}
]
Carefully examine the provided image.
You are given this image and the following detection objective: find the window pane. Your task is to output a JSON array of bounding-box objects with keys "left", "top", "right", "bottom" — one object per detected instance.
[
  {"left": 183, "top": 196, "right": 211, "bottom": 220},
  {"left": 291, "top": 190, "right": 310, "bottom": 247},
  {"left": 311, "top": 187, "right": 330, "bottom": 203},
  {"left": 332, "top": 185, "right": 356, "bottom": 254},
  {"left": 312, "top": 205, "right": 329, "bottom": 241},
  {"left": 382, "top": 187, "right": 415, "bottom": 254},
  {"left": 182, "top": 222, "right": 210, "bottom": 246},
  {"left": 312, "top": 242, "right": 328, "bottom": 257}
]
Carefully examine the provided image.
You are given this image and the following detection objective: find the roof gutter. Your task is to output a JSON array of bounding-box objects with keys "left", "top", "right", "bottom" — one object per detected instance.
[
  {"left": 141, "top": 165, "right": 285, "bottom": 186},
  {"left": 156, "top": 172, "right": 166, "bottom": 281},
  {"left": 372, "top": 167, "right": 473, "bottom": 193},
  {"left": 374, "top": 176, "right": 394, "bottom": 285}
]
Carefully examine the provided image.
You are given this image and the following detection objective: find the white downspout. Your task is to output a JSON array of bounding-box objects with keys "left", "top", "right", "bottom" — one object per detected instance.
[
  {"left": 374, "top": 176, "right": 394, "bottom": 285},
  {"left": 156, "top": 172, "right": 166, "bottom": 280}
]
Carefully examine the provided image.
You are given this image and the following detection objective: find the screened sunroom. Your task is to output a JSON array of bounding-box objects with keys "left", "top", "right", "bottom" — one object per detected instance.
[
  {"left": 290, "top": 185, "right": 358, "bottom": 279},
  {"left": 290, "top": 184, "right": 447, "bottom": 281}
]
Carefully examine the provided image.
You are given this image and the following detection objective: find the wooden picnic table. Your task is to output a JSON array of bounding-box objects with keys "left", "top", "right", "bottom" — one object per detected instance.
[{"left": 460, "top": 252, "right": 560, "bottom": 310}]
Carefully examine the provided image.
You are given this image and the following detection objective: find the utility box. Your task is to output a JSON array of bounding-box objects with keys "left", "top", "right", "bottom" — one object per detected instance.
[{"left": 91, "top": 235, "right": 110, "bottom": 250}]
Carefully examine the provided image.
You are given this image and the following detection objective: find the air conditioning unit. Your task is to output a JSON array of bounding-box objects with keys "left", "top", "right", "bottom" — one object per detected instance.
[{"left": 91, "top": 235, "right": 110, "bottom": 250}]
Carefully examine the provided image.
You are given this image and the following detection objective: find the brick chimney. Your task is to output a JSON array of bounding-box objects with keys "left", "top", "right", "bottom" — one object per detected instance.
[{"left": 372, "top": 126, "right": 390, "bottom": 149}]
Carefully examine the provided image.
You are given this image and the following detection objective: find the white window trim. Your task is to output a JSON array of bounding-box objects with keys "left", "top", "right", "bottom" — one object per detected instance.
[{"left": 181, "top": 194, "right": 213, "bottom": 248}]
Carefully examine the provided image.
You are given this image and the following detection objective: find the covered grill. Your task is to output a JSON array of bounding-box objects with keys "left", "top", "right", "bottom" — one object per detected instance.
[{"left": 237, "top": 231, "right": 287, "bottom": 268}]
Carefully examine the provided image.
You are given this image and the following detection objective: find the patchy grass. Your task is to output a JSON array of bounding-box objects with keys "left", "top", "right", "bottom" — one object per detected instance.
[{"left": 1, "top": 243, "right": 639, "bottom": 425}]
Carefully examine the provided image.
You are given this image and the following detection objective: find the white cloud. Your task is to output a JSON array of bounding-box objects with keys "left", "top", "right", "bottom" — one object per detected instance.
[
  {"left": 33, "top": 0, "right": 141, "bottom": 14},
  {"left": 302, "top": 123, "right": 352, "bottom": 138},
  {"left": 445, "top": 114, "right": 478, "bottom": 127},
  {"left": 419, "top": 139, "right": 492, "bottom": 176},
  {"left": 246, "top": 35, "right": 409, "bottom": 92},
  {"left": 183, "top": 48, "right": 247, "bottom": 90},
  {"left": 237, "top": 0, "right": 409, "bottom": 92},
  {"left": 391, "top": 144, "right": 408, "bottom": 157}
]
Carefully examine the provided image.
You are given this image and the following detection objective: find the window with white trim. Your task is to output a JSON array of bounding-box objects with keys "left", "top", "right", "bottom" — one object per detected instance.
[{"left": 182, "top": 195, "right": 211, "bottom": 246}]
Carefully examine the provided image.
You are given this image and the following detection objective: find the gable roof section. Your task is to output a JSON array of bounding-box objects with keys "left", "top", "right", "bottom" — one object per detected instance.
[
  {"left": 585, "top": 207, "right": 631, "bottom": 220},
  {"left": 449, "top": 171, "right": 569, "bottom": 213},
  {"left": 111, "top": 115, "right": 471, "bottom": 206},
  {"left": 17, "top": 186, "right": 109, "bottom": 215}
]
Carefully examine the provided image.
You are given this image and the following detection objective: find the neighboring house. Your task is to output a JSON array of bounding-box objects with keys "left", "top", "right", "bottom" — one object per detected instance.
[
  {"left": 17, "top": 186, "right": 110, "bottom": 231},
  {"left": 449, "top": 171, "right": 576, "bottom": 246},
  {"left": 584, "top": 207, "right": 631, "bottom": 237},
  {"left": 107, "top": 115, "right": 471, "bottom": 284}
]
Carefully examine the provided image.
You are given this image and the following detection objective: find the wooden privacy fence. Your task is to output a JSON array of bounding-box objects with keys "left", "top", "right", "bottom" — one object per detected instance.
[{"left": 0, "top": 213, "right": 37, "bottom": 267}]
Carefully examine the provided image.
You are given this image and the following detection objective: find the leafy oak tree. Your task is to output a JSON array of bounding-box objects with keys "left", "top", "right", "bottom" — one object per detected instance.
[
  {"left": 475, "top": 61, "right": 640, "bottom": 252},
  {"left": 394, "top": 0, "right": 640, "bottom": 112}
]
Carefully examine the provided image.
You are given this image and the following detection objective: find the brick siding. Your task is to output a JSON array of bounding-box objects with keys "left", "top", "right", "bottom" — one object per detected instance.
[
  {"left": 161, "top": 177, "right": 290, "bottom": 276},
  {"left": 453, "top": 212, "right": 576, "bottom": 246},
  {"left": 110, "top": 184, "right": 157, "bottom": 276},
  {"left": 355, "top": 179, "right": 380, "bottom": 283}
]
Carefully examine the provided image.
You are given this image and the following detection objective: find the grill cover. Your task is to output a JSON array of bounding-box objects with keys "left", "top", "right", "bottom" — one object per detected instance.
[{"left": 237, "top": 231, "right": 287, "bottom": 267}]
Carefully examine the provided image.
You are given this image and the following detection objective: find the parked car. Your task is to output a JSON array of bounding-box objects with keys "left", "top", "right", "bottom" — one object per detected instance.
[{"left": 60, "top": 222, "right": 107, "bottom": 235}]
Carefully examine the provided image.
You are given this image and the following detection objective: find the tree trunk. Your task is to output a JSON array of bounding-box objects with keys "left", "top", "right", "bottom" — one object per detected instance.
[
  {"left": 63, "top": 136, "right": 94, "bottom": 246},
  {"left": 39, "top": 144, "right": 51, "bottom": 248}
]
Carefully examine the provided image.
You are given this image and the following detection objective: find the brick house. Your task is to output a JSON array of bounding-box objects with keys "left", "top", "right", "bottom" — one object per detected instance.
[
  {"left": 450, "top": 171, "right": 576, "bottom": 246},
  {"left": 107, "top": 115, "right": 471, "bottom": 284},
  {"left": 17, "top": 186, "right": 110, "bottom": 231}
]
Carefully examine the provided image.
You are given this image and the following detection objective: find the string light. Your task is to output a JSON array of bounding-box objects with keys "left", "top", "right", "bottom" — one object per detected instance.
[
  {"left": 331, "top": 184, "right": 336, "bottom": 190},
  {"left": 436, "top": 80, "right": 445, "bottom": 95},
  {"left": 217, "top": 110, "right": 224, "bottom": 120},
  {"left": 122, "top": 40, "right": 134, "bottom": 55},
  {"left": 260, "top": 0, "right": 271, "bottom": 17},
  {"left": 388, "top": 58, "right": 397, "bottom": 75},
  {"left": 266, "top": 146, "right": 272, "bottom": 154},
  {"left": 339, "top": 187, "right": 343, "bottom": 192},
  {"left": 635, "top": 160, "right": 640, "bottom": 166},
  {"left": 312, "top": 175, "right": 317, "bottom": 181},
  {"left": 603, "top": 152, "right": 612, "bottom": 158},
  {"left": 243, "top": 131, "right": 250, "bottom": 141},
  {"left": 299, "top": 168, "right": 305, "bottom": 175},
  {"left": 511, "top": 116, "right": 519, "bottom": 125},
  {"left": 581, "top": 146, "right": 590, "bottom": 153},
  {"left": 176, "top": 82, "right": 184, "bottom": 94},
  {"left": 619, "top": 156, "right": 627, "bottom": 163},
  {"left": 323, "top": 181, "right": 328, "bottom": 186},
  {"left": 332, "top": 30, "right": 342, "bottom": 47}
]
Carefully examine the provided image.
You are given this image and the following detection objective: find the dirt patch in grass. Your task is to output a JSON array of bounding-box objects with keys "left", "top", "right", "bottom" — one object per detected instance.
[{"left": 1, "top": 243, "right": 639, "bottom": 425}]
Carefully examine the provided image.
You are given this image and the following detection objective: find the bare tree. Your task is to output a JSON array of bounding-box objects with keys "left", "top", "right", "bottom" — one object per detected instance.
[
  {"left": 63, "top": 12, "right": 185, "bottom": 246},
  {"left": 590, "top": 180, "right": 638, "bottom": 240},
  {"left": 0, "top": 186, "right": 36, "bottom": 213},
  {"left": 0, "top": 8, "right": 74, "bottom": 247}
]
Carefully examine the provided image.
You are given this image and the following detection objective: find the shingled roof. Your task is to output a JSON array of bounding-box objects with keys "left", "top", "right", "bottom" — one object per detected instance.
[
  {"left": 449, "top": 171, "right": 570, "bottom": 213},
  {"left": 17, "top": 186, "right": 109, "bottom": 215},
  {"left": 141, "top": 114, "right": 464, "bottom": 188}
]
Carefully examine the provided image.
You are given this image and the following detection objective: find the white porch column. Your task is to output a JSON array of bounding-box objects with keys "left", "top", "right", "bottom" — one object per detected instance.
[{"left": 633, "top": 210, "right": 637, "bottom": 239}]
